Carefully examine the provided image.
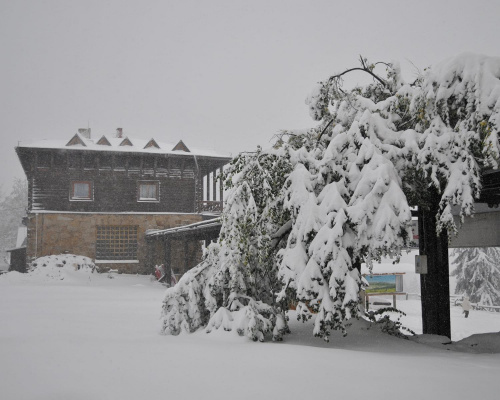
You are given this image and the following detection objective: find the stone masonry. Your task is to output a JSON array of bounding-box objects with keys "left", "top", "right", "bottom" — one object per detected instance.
[{"left": 26, "top": 212, "right": 204, "bottom": 274}]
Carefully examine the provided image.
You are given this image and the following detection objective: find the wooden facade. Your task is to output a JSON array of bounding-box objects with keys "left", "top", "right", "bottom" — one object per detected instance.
[
  {"left": 16, "top": 148, "right": 228, "bottom": 214},
  {"left": 15, "top": 131, "right": 231, "bottom": 273}
]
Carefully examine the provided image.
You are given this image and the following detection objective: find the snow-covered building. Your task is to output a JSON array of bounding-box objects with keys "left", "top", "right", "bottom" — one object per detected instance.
[{"left": 15, "top": 128, "right": 231, "bottom": 274}]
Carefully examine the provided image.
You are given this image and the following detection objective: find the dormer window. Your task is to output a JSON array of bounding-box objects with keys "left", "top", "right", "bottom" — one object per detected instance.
[
  {"left": 138, "top": 181, "right": 159, "bottom": 202},
  {"left": 144, "top": 139, "right": 160, "bottom": 149},
  {"left": 96, "top": 136, "right": 111, "bottom": 146},
  {"left": 71, "top": 181, "right": 92, "bottom": 201}
]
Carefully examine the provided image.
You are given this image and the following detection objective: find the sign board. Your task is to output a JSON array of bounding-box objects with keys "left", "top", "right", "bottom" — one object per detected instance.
[
  {"left": 415, "top": 255, "right": 428, "bottom": 274},
  {"left": 364, "top": 274, "right": 404, "bottom": 294}
]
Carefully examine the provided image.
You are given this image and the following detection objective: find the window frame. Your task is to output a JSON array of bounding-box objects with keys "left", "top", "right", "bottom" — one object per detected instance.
[
  {"left": 95, "top": 225, "right": 138, "bottom": 262},
  {"left": 137, "top": 180, "right": 160, "bottom": 202},
  {"left": 70, "top": 180, "right": 93, "bottom": 201}
]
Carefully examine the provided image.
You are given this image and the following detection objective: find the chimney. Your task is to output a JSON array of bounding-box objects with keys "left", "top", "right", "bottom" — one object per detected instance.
[
  {"left": 116, "top": 128, "right": 123, "bottom": 138},
  {"left": 78, "top": 128, "right": 91, "bottom": 139}
]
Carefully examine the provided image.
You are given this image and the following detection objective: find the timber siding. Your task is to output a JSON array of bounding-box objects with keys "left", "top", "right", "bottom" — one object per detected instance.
[
  {"left": 19, "top": 149, "right": 203, "bottom": 213},
  {"left": 31, "top": 169, "right": 196, "bottom": 213}
]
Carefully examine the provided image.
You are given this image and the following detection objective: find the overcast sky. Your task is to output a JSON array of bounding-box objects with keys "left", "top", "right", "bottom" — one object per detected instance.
[{"left": 1, "top": 0, "right": 499, "bottom": 192}]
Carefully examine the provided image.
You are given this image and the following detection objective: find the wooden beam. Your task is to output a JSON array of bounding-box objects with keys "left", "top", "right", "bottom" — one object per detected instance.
[
  {"left": 184, "top": 240, "right": 189, "bottom": 273},
  {"left": 219, "top": 168, "right": 223, "bottom": 203},
  {"left": 212, "top": 171, "right": 217, "bottom": 201},
  {"left": 164, "top": 238, "right": 171, "bottom": 286},
  {"left": 450, "top": 211, "right": 500, "bottom": 248}
]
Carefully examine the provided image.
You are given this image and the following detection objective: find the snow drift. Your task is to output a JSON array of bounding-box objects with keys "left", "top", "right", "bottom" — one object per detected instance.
[{"left": 0, "top": 254, "right": 97, "bottom": 284}]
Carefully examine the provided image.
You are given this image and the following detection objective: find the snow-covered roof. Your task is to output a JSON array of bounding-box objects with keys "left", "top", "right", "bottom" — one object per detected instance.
[
  {"left": 15, "top": 227, "right": 27, "bottom": 248},
  {"left": 18, "top": 131, "right": 232, "bottom": 159}
]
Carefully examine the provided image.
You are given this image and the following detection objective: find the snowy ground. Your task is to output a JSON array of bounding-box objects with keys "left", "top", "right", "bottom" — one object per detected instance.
[
  {"left": 363, "top": 250, "right": 500, "bottom": 342},
  {"left": 1, "top": 258, "right": 500, "bottom": 400}
]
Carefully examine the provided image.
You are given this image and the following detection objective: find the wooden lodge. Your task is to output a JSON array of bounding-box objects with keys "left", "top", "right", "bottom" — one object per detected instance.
[{"left": 15, "top": 128, "right": 231, "bottom": 274}]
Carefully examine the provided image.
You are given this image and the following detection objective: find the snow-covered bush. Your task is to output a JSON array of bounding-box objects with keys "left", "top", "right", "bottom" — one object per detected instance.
[
  {"left": 365, "top": 307, "right": 416, "bottom": 339},
  {"left": 0, "top": 254, "right": 98, "bottom": 283},
  {"left": 29, "top": 254, "right": 97, "bottom": 273},
  {"left": 161, "top": 53, "right": 500, "bottom": 341}
]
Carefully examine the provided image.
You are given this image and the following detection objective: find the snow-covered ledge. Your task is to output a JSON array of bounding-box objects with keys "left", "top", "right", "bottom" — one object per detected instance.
[{"left": 95, "top": 260, "right": 139, "bottom": 264}]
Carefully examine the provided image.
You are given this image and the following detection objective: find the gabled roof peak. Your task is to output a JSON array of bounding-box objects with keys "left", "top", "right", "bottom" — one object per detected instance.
[
  {"left": 119, "top": 137, "right": 133, "bottom": 146},
  {"left": 172, "top": 140, "right": 190, "bottom": 152},
  {"left": 144, "top": 138, "right": 160, "bottom": 149},
  {"left": 66, "top": 133, "right": 87, "bottom": 147},
  {"left": 96, "top": 136, "right": 111, "bottom": 146},
  {"left": 20, "top": 131, "right": 231, "bottom": 159}
]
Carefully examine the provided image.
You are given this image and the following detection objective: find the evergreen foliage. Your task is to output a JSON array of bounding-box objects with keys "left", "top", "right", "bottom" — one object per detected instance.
[
  {"left": 0, "top": 179, "right": 28, "bottom": 266},
  {"left": 161, "top": 54, "right": 500, "bottom": 341},
  {"left": 452, "top": 247, "right": 500, "bottom": 306}
]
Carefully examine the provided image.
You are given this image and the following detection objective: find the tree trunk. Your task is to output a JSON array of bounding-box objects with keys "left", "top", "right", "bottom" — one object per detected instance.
[{"left": 418, "top": 200, "right": 451, "bottom": 339}]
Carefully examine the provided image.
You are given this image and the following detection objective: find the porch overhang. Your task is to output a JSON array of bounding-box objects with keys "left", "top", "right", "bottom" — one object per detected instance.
[{"left": 145, "top": 217, "right": 222, "bottom": 241}]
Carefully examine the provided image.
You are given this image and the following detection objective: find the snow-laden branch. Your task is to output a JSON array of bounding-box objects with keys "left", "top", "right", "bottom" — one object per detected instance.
[{"left": 162, "top": 53, "right": 500, "bottom": 342}]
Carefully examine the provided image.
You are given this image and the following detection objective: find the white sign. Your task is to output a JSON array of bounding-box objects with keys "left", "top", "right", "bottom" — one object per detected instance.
[{"left": 415, "top": 255, "right": 428, "bottom": 274}]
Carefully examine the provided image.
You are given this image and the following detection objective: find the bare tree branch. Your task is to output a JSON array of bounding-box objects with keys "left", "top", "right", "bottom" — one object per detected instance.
[
  {"left": 327, "top": 55, "right": 388, "bottom": 88},
  {"left": 270, "top": 219, "right": 292, "bottom": 249},
  {"left": 316, "top": 118, "right": 335, "bottom": 142}
]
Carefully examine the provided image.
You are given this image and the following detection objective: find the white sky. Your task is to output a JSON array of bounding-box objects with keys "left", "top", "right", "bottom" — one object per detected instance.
[{"left": 1, "top": 0, "right": 499, "bottom": 191}]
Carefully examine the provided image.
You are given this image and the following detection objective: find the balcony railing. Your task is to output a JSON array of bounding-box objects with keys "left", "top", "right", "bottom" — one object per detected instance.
[{"left": 198, "top": 201, "right": 223, "bottom": 214}]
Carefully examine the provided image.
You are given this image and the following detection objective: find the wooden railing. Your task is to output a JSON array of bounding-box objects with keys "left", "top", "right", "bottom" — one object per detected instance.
[{"left": 198, "top": 201, "right": 223, "bottom": 213}]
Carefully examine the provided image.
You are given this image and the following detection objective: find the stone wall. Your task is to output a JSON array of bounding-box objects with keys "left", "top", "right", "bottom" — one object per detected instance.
[{"left": 26, "top": 212, "right": 203, "bottom": 274}]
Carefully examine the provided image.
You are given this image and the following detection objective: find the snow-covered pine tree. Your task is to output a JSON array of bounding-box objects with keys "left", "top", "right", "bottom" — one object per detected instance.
[
  {"left": 452, "top": 247, "right": 500, "bottom": 306},
  {"left": 162, "top": 147, "right": 293, "bottom": 341},
  {"left": 277, "top": 122, "right": 412, "bottom": 339},
  {"left": 161, "top": 53, "right": 500, "bottom": 341},
  {"left": 302, "top": 53, "right": 500, "bottom": 338},
  {"left": 0, "top": 179, "right": 28, "bottom": 264}
]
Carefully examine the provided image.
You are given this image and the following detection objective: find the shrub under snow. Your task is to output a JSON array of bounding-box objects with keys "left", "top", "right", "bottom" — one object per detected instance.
[{"left": 1, "top": 254, "right": 97, "bottom": 283}]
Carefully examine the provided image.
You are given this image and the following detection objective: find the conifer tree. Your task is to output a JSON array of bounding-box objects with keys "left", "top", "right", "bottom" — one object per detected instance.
[
  {"left": 0, "top": 179, "right": 28, "bottom": 265},
  {"left": 452, "top": 247, "right": 500, "bottom": 306},
  {"left": 161, "top": 54, "right": 500, "bottom": 341}
]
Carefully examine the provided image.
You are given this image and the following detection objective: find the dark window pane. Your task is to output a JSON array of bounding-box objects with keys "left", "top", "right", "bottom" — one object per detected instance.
[{"left": 96, "top": 225, "right": 138, "bottom": 260}]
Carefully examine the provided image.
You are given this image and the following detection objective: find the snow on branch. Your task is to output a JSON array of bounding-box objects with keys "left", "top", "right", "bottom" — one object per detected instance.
[{"left": 161, "top": 53, "right": 500, "bottom": 342}]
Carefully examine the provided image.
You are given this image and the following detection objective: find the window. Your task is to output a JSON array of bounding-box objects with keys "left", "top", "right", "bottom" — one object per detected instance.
[
  {"left": 138, "top": 181, "right": 159, "bottom": 201},
  {"left": 70, "top": 181, "right": 92, "bottom": 200},
  {"left": 96, "top": 225, "right": 138, "bottom": 261}
]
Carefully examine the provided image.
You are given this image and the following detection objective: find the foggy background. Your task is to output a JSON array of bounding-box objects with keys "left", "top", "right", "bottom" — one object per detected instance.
[{"left": 1, "top": 0, "right": 499, "bottom": 190}]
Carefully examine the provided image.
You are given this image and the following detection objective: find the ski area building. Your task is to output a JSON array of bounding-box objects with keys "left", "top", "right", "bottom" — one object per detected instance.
[{"left": 15, "top": 128, "right": 231, "bottom": 275}]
